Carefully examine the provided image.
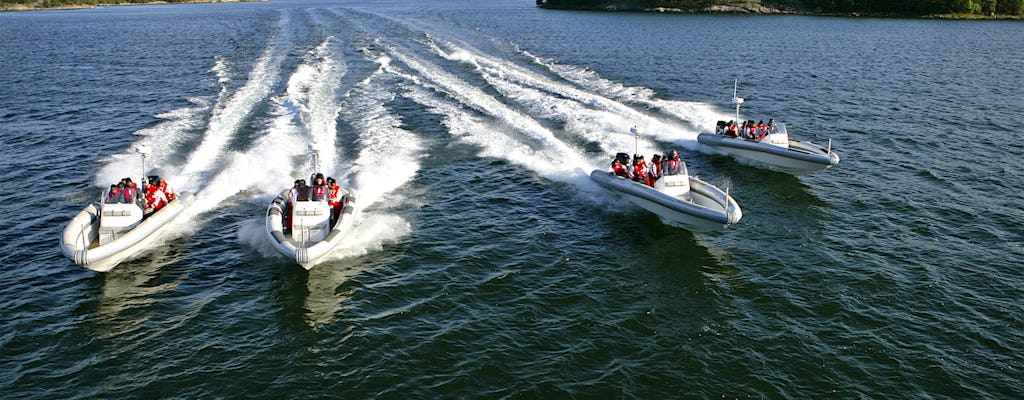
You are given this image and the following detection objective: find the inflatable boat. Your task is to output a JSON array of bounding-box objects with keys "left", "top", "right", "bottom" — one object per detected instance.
[
  {"left": 698, "top": 80, "right": 840, "bottom": 175},
  {"left": 697, "top": 123, "right": 840, "bottom": 175},
  {"left": 265, "top": 147, "right": 357, "bottom": 269},
  {"left": 590, "top": 156, "right": 741, "bottom": 232},
  {"left": 59, "top": 146, "right": 193, "bottom": 272}
]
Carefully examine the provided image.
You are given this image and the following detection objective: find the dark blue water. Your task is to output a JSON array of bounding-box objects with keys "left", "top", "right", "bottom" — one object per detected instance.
[{"left": 2, "top": 1, "right": 1022, "bottom": 398}]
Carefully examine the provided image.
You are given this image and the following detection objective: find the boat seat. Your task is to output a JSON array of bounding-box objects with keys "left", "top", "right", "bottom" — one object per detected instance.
[{"left": 295, "top": 208, "right": 325, "bottom": 216}]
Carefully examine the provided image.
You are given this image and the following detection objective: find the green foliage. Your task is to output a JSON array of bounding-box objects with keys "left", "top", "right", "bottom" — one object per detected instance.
[{"left": 796, "top": 0, "right": 1022, "bottom": 14}]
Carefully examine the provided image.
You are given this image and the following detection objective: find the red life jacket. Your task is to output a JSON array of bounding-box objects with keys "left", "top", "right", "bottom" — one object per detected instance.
[
  {"left": 121, "top": 187, "right": 136, "bottom": 204},
  {"left": 145, "top": 185, "right": 167, "bottom": 210},
  {"left": 612, "top": 162, "right": 630, "bottom": 178},
  {"left": 666, "top": 156, "right": 681, "bottom": 175},
  {"left": 633, "top": 162, "right": 647, "bottom": 181},
  {"left": 328, "top": 185, "right": 342, "bottom": 206},
  {"left": 309, "top": 185, "right": 327, "bottom": 201},
  {"left": 158, "top": 181, "right": 175, "bottom": 201}
]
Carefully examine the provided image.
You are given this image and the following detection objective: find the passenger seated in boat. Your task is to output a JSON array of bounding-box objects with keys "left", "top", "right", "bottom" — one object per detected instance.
[
  {"left": 308, "top": 173, "right": 328, "bottom": 201},
  {"left": 611, "top": 159, "right": 630, "bottom": 178},
  {"left": 119, "top": 179, "right": 138, "bottom": 204},
  {"left": 156, "top": 177, "right": 175, "bottom": 202},
  {"left": 632, "top": 155, "right": 648, "bottom": 183},
  {"left": 105, "top": 184, "right": 122, "bottom": 203},
  {"left": 767, "top": 118, "right": 777, "bottom": 133},
  {"left": 664, "top": 150, "right": 682, "bottom": 175},
  {"left": 144, "top": 176, "right": 169, "bottom": 214},
  {"left": 725, "top": 121, "right": 738, "bottom": 138},
  {"left": 647, "top": 154, "right": 663, "bottom": 186},
  {"left": 327, "top": 177, "right": 344, "bottom": 225},
  {"left": 716, "top": 120, "right": 727, "bottom": 135},
  {"left": 295, "top": 179, "right": 310, "bottom": 201}
]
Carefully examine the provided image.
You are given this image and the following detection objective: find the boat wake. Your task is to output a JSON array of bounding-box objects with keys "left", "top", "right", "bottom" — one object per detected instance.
[{"left": 82, "top": 6, "right": 745, "bottom": 269}]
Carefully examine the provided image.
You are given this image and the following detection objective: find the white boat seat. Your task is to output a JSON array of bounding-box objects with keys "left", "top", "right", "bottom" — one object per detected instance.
[{"left": 295, "top": 208, "right": 325, "bottom": 216}]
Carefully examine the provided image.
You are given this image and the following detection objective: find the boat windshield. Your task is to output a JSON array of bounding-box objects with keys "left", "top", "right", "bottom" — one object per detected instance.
[{"left": 771, "top": 122, "right": 788, "bottom": 136}]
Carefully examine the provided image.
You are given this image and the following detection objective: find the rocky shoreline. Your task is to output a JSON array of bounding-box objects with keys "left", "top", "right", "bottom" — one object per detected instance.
[
  {"left": 1, "top": 0, "right": 257, "bottom": 12},
  {"left": 536, "top": 1, "right": 800, "bottom": 15},
  {"left": 535, "top": 0, "right": 1024, "bottom": 19}
]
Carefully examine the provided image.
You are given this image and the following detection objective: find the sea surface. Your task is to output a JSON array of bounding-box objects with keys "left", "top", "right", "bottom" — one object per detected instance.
[{"left": 1, "top": 0, "right": 1022, "bottom": 398}]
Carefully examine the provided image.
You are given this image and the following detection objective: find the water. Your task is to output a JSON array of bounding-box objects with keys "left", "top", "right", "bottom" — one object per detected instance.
[{"left": 2, "top": 1, "right": 1022, "bottom": 398}]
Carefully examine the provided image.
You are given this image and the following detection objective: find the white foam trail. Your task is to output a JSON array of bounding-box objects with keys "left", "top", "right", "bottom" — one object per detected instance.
[
  {"left": 402, "top": 84, "right": 596, "bottom": 186},
  {"left": 429, "top": 38, "right": 702, "bottom": 150},
  {"left": 382, "top": 44, "right": 588, "bottom": 169},
  {"left": 519, "top": 48, "right": 733, "bottom": 136},
  {"left": 95, "top": 97, "right": 212, "bottom": 188},
  {"left": 188, "top": 96, "right": 307, "bottom": 215},
  {"left": 286, "top": 37, "right": 346, "bottom": 175},
  {"left": 322, "top": 213, "right": 411, "bottom": 259},
  {"left": 180, "top": 11, "right": 292, "bottom": 187},
  {"left": 343, "top": 56, "right": 423, "bottom": 209}
]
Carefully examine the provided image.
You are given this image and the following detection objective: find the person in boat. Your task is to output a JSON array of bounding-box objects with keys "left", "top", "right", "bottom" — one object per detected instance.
[
  {"left": 725, "top": 121, "right": 738, "bottom": 138},
  {"left": 326, "top": 177, "right": 347, "bottom": 225},
  {"left": 119, "top": 178, "right": 138, "bottom": 204},
  {"left": 767, "top": 118, "right": 777, "bottom": 134},
  {"left": 156, "top": 177, "right": 175, "bottom": 202},
  {"left": 308, "top": 173, "right": 328, "bottom": 201},
  {"left": 611, "top": 158, "right": 631, "bottom": 179},
  {"left": 716, "top": 120, "right": 727, "bottom": 135},
  {"left": 632, "top": 155, "right": 648, "bottom": 183},
  {"left": 105, "top": 184, "right": 122, "bottom": 204},
  {"left": 648, "top": 154, "right": 663, "bottom": 186},
  {"left": 664, "top": 149, "right": 682, "bottom": 175},
  {"left": 144, "top": 176, "right": 169, "bottom": 214},
  {"left": 295, "top": 179, "right": 310, "bottom": 202}
]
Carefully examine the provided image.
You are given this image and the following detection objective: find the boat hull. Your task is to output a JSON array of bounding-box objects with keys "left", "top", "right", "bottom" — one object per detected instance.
[
  {"left": 265, "top": 191, "right": 357, "bottom": 270},
  {"left": 59, "top": 192, "right": 195, "bottom": 272},
  {"left": 589, "top": 170, "right": 741, "bottom": 232},
  {"left": 697, "top": 133, "right": 840, "bottom": 175}
]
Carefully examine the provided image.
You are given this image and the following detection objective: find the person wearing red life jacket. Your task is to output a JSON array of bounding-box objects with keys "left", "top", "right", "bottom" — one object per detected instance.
[
  {"left": 726, "top": 121, "right": 738, "bottom": 138},
  {"left": 308, "top": 174, "right": 328, "bottom": 201},
  {"left": 326, "top": 177, "right": 345, "bottom": 225},
  {"left": 648, "top": 154, "right": 663, "bottom": 186},
  {"left": 283, "top": 179, "right": 303, "bottom": 233},
  {"left": 156, "top": 177, "right": 175, "bottom": 202},
  {"left": 633, "top": 155, "right": 648, "bottom": 183},
  {"left": 144, "top": 180, "right": 168, "bottom": 213},
  {"left": 665, "top": 149, "right": 682, "bottom": 175},
  {"left": 611, "top": 159, "right": 631, "bottom": 179},
  {"left": 119, "top": 179, "right": 138, "bottom": 205}
]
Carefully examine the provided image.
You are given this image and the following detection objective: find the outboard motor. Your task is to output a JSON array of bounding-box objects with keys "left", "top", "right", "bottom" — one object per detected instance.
[{"left": 716, "top": 120, "right": 727, "bottom": 134}]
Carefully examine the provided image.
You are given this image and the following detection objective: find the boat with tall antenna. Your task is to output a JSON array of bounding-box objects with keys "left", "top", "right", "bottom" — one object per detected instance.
[
  {"left": 265, "top": 144, "right": 357, "bottom": 269},
  {"left": 59, "top": 146, "right": 194, "bottom": 272},
  {"left": 697, "top": 80, "right": 840, "bottom": 175},
  {"left": 590, "top": 127, "right": 742, "bottom": 232}
]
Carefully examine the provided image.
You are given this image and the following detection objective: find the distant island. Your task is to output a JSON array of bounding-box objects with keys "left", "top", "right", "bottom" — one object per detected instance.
[
  {"left": 1, "top": 0, "right": 256, "bottom": 12},
  {"left": 536, "top": 0, "right": 1024, "bottom": 19}
]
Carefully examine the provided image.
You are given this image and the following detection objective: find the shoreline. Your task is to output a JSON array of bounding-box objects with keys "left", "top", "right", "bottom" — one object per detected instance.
[
  {"left": 1, "top": 0, "right": 261, "bottom": 12},
  {"left": 535, "top": 1, "right": 1024, "bottom": 20}
]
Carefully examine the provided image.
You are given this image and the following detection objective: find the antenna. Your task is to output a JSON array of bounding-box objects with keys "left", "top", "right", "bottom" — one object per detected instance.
[
  {"left": 135, "top": 145, "right": 150, "bottom": 191},
  {"left": 731, "top": 79, "right": 744, "bottom": 124},
  {"left": 630, "top": 125, "right": 639, "bottom": 157}
]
